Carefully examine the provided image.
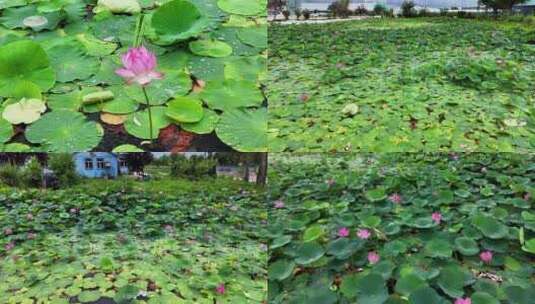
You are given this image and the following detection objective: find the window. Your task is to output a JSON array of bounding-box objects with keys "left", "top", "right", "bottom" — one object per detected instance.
[
  {"left": 119, "top": 158, "right": 127, "bottom": 168},
  {"left": 84, "top": 158, "right": 93, "bottom": 170},
  {"left": 96, "top": 158, "right": 105, "bottom": 169}
]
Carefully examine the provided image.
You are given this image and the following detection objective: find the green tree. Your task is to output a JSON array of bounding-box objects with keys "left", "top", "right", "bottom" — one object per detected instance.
[
  {"left": 48, "top": 153, "right": 78, "bottom": 188},
  {"left": 481, "top": 0, "right": 529, "bottom": 12}
]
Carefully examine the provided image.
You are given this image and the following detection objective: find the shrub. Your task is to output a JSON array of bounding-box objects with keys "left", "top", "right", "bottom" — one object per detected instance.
[
  {"left": 354, "top": 5, "right": 369, "bottom": 16},
  {"left": 401, "top": 0, "right": 416, "bottom": 17},
  {"left": 294, "top": 8, "right": 301, "bottom": 20},
  {"left": 303, "top": 9, "right": 311, "bottom": 20},
  {"left": 48, "top": 153, "right": 78, "bottom": 188},
  {"left": 328, "top": 0, "right": 351, "bottom": 18},
  {"left": 0, "top": 164, "right": 21, "bottom": 187},
  {"left": 373, "top": 4, "right": 388, "bottom": 16},
  {"left": 169, "top": 155, "right": 217, "bottom": 179},
  {"left": 282, "top": 9, "right": 290, "bottom": 20},
  {"left": 22, "top": 157, "right": 43, "bottom": 188}
]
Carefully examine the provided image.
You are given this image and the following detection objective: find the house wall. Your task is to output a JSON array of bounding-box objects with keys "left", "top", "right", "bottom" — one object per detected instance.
[{"left": 74, "top": 153, "right": 120, "bottom": 178}]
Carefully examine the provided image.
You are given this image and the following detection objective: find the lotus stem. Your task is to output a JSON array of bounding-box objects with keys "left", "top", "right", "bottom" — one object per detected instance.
[
  {"left": 134, "top": 14, "right": 145, "bottom": 47},
  {"left": 142, "top": 87, "right": 154, "bottom": 144}
]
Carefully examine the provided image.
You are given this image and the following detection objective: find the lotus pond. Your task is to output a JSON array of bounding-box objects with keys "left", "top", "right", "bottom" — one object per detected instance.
[
  {"left": 268, "top": 18, "right": 535, "bottom": 152},
  {"left": 0, "top": 0, "right": 267, "bottom": 152},
  {"left": 268, "top": 153, "right": 535, "bottom": 304},
  {"left": 0, "top": 178, "right": 267, "bottom": 303}
]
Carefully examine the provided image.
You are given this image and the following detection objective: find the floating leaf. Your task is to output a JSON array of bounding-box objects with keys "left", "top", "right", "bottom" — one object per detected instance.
[
  {"left": 201, "top": 79, "right": 263, "bottom": 110},
  {"left": 268, "top": 259, "right": 294, "bottom": 281},
  {"left": 216, "top": 108, "right": 266, "bottom": 152},
  {"left": 181, "top": 108, "right": 219, "bottom": 134},
  {"left": 2, "top": 98, "right": 46, "bottom": 124},
  {"left": 189, "top": 39, "right": 233, "bottom": 57},
  {"left": 165, "top": 96, "right": 204, "bottom": 123},
  {"left": 124, "top": 106, "right": 172, "bottom": 139},
  {"left": 217, "top": 0, "right": 265, "bottom": 16}
]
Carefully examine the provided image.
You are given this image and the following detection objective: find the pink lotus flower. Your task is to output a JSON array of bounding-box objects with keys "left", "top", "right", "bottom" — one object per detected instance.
[
  {"left": 454, "top": 297, "right": 471, "bottom": 304},
  {"left": 338, "top": 227, "right": 349, "bottom": 238},
  {"left": 274, "top": 200, "right": 285, "bottom": 209},
  {"left": 480, "top": 250, "right": 493, "bottom": 263},
  {"left": 357, "top": 229, "right": 371, "bottom": 239},
  {"left": 4, "top": 242, "right": 15, "bottom": 251},
  {"left": 216, "top": 283, "right": 225, "bottom": 295},
  {"left": 389, "top": 193, "right": 402, "bottom": 204},
  {"left": 70, "top": 208, "right": 78, "bottom": 214},
  {"left": 4, "top": 228, "right": 13, "bottom": 236},
  {"left": 326, "top": 178, "right": 335, "bottom": 186},
  {"left": 368, "top": 251, "right": 380, "bottom": 264},
  {"left": 432, "top": 212, "right": 442, "bottom": 224},
  {"left": 116, "top": 46, "right": 163, "bottom": 86}
]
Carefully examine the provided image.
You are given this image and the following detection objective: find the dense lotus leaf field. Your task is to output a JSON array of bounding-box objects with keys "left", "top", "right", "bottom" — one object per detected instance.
[
  {"left": 0, "top": 0, "right": 267, "bottom": 152},
  {"left": 268, "top": 153, "right": 535, "bottom": 304},
  {"left": 269, "top": 18, "right": 535, "bottom": 152},
  {"left": 0, "top": 179, "right": 267, "bottom": 303}
]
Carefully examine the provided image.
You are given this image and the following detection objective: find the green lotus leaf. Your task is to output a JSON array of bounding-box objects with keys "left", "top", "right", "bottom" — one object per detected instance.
[
  {"left": 270, "top": 235, "right": 292, "bottom": 250},
  {"left": 189, "top": 39, "right": 233, "bottom": 58},
  {"left": 454, "top": 237, "right": 479, "bottom": 256},
  {"left": 124, "top": 70, "right": 191, "bottom": 105},
  {"left": 151, "top": 0, "right": 210, "bottom": 45},
  {"left": 408, "top": 287, "right": 443, "bottom": 304},
  {"left": 76, "top": 33, "right": 118, "bottom": 57},
  {"left": 424, "top": 239, "right": 452, "bottom": 258},
  {"left": 384, "top": 222, "right": 401, "bottom": 235},
  {"left": 346, "top": 273, "right": 388, "bottom": 304},
  {"left": 217, "top": 0, "right": 266, "bottom": 16},
  {"left": 0, "top": 0, "right": 26, "bottom": 9},
  {"left": 472, "top": 215, "right": 508, "bottom": 239},
  {"left": 292, "top": 286, "right": 338, "bottom": 304},
  {"left": 268, "top": 259, "right": 295, "bottom": 281},
  {"left": 326, "top": 238, "right": 363, "bottom": 260},
  {"left": 165, "top": 96, "right": 204, "bottom": 123},
  {"left": 394, "top": 274, "right": 427, "bottom": 296},
  {"left": 237, "top": 25, "right": 267, "bottom": 49},
  {"left": 78, "top": 290, "right": 101, "bottom": 303},
  {"left": 362, "top": 215, "right": 381, "bottom": 228},
  {"left": 0, "top": 117, "right": 13, "bottom": 143},
  {"left": 455, "top": 189, "right": 471, "bottom": 198},
  {"left": 303, "top": 225, "right": 324, "bottom": 242},
  {"left": 2, "top": 98, "right": 46, "bottom": 124},
  {"left": 124, "top": 106, "right": 172, "bottom": 139},
  {"left": 181, "top": 108, "right": 219, "bottom": 134},
  {"left": 201, "top": 79, "right": 263, "bottom": 110},
  {"left": 0, "top": 40, "right": 56, "bottom": 96},
  {"left": 365, "top": 187, "right": 387, "bottom": 202},
  {"left": 0, "top": 5, "right": 62, "bottom": 31},
  {"left": 97, "top": 0, "right": 141, "bottom": 14},
  {"left": 188, "top": 56, "right": 226, "bottom": 81},
  {"left": 114, "top": 285, "right": 139, "bottom": 303},
  {"left": 102, "top": 86, "right": 138, "bottom": 114},
  {"left": 47, "top": 41, "right": 99, "bottom": 82},
  {"left": 112, "top": 144, "right": 144, "bottom": 152},
  {"left": 408, "top": 217, "right": 436, "bottom": 229},
  {"left": 224, "top": 56, "right": 266, "bottom": 82},
  {"left": 216, "top": 108, "right": 266, "bottom": 152},
  {"left": 295, "top": 241, "right": 325, "bottom": 265},
  {"left": 471, "top": 292, "right": 499, "bottom": 304},
  {"left": 9, "top": 80, "right": 42, "bottom": 99},
  {"left": 437, "top": 265, "right": 467, "bottom": 298},
  {"left": 521, "top": 238, "right": 535, "bottom": 254},
  {"left": 47, "top": 90, "right": 82, "bottom": 111},
  {"left": 0, "top": 142, "right": 30, "bottom": 152},
  {"left": 504, "top": 285, "right": 535, "bottom": 304},
  {"left": 25, "top": 109, "right": 103, "bottom": 152}
]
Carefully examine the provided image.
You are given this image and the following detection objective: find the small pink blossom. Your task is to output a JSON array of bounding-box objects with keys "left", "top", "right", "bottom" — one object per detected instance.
[
  {"left": 274, "top": 200, "right": 285, "bottom": 209},
  {"left": 4, "top": 242, "right": 15, "bottom": 251},
  {"left": 431, "top": 212, "right": 442, "bottom": 224},
  {"left": 26, "top": 213, "right": 33, "bottom": 220},
  {"left": 299, "top": 94, "right": 310, "bottom": 102},
  {"left": 389, "top": 193, "right": 402, "bottom": 204},
  {"left": 27, "top": 233, "right": 36, "bottom": 240},
  {"left": 368, "top": 251, "right": 380, "bottom": 264},
  {"left": 338, "top": 227, "right": 349, "bottom": 238},
  {"left": 216, "top": 283, "right": 225, "bottom": 295},
  {"left": 4, "top": 228, "right": 13, "bottom": 236},
  {"left": 454, "top": 297, "right": 471, "bottom": 304},
  {"left": 164, "top": 225, "right": 174, "bottom": 233},
  {"left": 480, "top": 250, "right": 493, "bottom": 263},
  {"left": 524, "top": 193, "right": 531, "bottom": 201},
  {"left": 70, "top": 208, "right": 78, "bottom": 214},
  {"left": 116, "top": 46, "right": 163, "bottom": 86},
  {"left": 326, "top": 178, "right": 335, "bottom": 186},
  {"left": 357, "top": 229, "right": 371, "bottom": 239}
]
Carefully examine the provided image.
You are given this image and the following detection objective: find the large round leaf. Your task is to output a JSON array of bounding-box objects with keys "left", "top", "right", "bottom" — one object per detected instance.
[
  {"left": 472, "top": 215, "right": 508, "bottom": 239},
  {"left": 217, "top": 0, "right": 266, "bottom": 15},
  {"left": 424, "top": 239, "right": 452, "bottom": 258},
  {"left": 189, "top": 39, "right": 233, "bottom": 58},
  {"left": 437, "top": 265, "right": 466, "bottom": 298},
  {"left": 294, "top": 241, "right": 325, "bottom": 265},
  {"left": 365, "top": 188, "right": 387, "bottom": 202},
  {"left": 0, "top": 117, "right": 13, "bottom": 143},
  {"left": 454, "top": 237, "right": 479, "bottom": 256},
  {"left": 268, "top": 259, "right": 295, "bottom": 281},
  {"left": 124, "top": 70, "right": 191, "bottom": 105},
  {"left": 165, "top": 96, "right": 204, "bottom": 123},
  {"left": 302, "top": 225, "right": 324, "bottom": 242},
  {"left": 343, "top": 273, "right": 388, "bottom": 304},
  {"left": 471, "top": 292, "right": 500, "bottom": 304},
  {"left": 124, "top": 106, "right": 172, "bottom": 139},
  {"left": 408, "top": 287, "right": 443, "bottom": 304},
  {"left": 47, "top": 42, "right": 99, "bottom": 83},
  {"left": 200, "top": 79, "right": 263, "bottom": 110},
  {"left": 237, "top": 26, "right": 267, "bottom": 49},
  {"left": 394, "top": 274, "right": 427, "bottom": 296},
  {"left": 181, "top": 108, "right": 219, "bottom": 134},
  {"left": 216, "top": 108, "right": 266, "bottom": 152},
  {"left": 151, "top": 0, "right": 210, "bottom": 45},
  {"left": 2, "top": 98, "right": 46, "bottom": 124},
  {"left": 26, "top": 109, "right": 103, "bottom": 152},
  {"left": 0, "top": 40, "right": 55, "bottom": 96}
]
